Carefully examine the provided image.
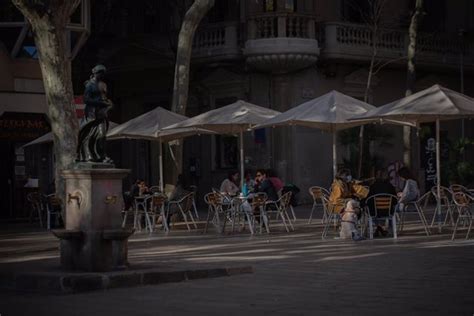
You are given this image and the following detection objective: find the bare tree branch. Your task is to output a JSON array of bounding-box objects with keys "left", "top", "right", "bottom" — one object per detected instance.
[{"left": 373, "top": 56, "right": 408, "bottom": 75}]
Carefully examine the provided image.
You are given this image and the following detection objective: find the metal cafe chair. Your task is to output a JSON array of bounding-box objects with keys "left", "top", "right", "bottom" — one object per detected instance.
[
  {"left": 430, "top": 186, "right": 454, "bottom": 227},
  {"left": 450, "top": 184, "right": 469, "bottom": 195},
  {"left": 229, "top": 196, "right": 255, "bottom": 235},
  {"left": 274, "top": 188, "right": 297, "bottom": 222},
  {"left": 189, "top": 185, "right": 200, "bottom": 220},
  {"left": 365, "top": 194, "right": 398, "bottom": 239},
  {"left": 451, "top": 192, "right": 473, "bottom": 240},
  {"left": 308, "top": 186, "right": 330, "bottom": 224},
  {"left": 149, "top": 193, "right": 168, "bottom": 233},
  {"left": 45, "top": 194, "right": 62, "bottom": 230},
  {"left": 149, "top": 186, "right": 161, "bottom": 194},
  {"left": 133, "top": 195, "right": 152, "bottom": 232},
  {"left": 27, "top": 192, "right": 44, "bottom": 228},
  {"left": 399, "top": 192, "right": 431, "bottom": 236},
  {"left": 321, "top": 196, "right": 342, "bottom": 239},
  {"left": 167, "top": 192, "right": 198, "bottom": 231},
  {"left": 251, "top": 192, "right": 269, "bottom": 234},
  {"left": 204, "top": 192, "right": 228, "bottom": 233},
  {"left": 265, "top": 191, "right": 294, "bottom": 233}
]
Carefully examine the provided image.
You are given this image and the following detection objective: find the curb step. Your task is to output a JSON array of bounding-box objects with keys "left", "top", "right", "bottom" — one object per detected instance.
[{"left": 0, "top": 266, "right": 254, "bottom": 294}]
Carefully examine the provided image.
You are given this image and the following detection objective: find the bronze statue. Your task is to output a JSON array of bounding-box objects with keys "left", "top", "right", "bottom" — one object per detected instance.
[{"left": 77, "top": 65, "right": 113, "bottom": 163}]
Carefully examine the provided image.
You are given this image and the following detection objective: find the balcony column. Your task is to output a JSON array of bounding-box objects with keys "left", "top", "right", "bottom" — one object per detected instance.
[
  {"left": 248, "top": 19, "right": 256, "bottom": 40},
  {"left": 307, "top": 18, "right": 315, "bottom": 39},
  {"left": 324, "top": 23, "right": 338, "bottom": 48},
  {"left": 278, "top": 16, "right": 287, "bottom": 37},
  {"left": 225, "top": 24, "right": 238, "bottom": 46}
]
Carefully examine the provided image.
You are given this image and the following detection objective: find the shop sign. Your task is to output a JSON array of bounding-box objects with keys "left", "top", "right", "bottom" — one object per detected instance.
[{"left": 0, "top": 112, "right": 50, "bottom": 141}]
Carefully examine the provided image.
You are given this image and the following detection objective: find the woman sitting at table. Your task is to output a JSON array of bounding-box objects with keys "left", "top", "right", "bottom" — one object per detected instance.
[
  {"left": 395, "top": 167, "right": 419, "bottom": 212},
  {"left": 329, "top": 169, "right": 353, "bottom": 214},
  {"left": 329, "top": 168, "right": 369, "bottom": 214},
  {"left": 220, "top": 170, "right": 240, "bottom": 196}
]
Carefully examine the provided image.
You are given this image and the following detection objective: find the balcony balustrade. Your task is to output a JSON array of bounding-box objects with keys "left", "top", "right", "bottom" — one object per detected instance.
[
  {"left": 192, "top": 22, "right": 241, "bottom": 62},
  {"left": 320, "top": 22, "right": 473, "bottom": 69},
  {"left": 244, "top": 13, "right": 319, "bottom": 73}
]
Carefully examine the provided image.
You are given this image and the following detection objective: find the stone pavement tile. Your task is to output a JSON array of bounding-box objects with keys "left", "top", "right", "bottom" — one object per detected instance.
[{"left": 1, "top": 205, "right": 474, "bottom": 315}]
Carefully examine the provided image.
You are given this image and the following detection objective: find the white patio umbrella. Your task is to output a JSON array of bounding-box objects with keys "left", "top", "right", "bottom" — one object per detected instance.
[
  {"left": 255, "top": 90, "right": 391, "bottom": 178},
  {"left": 23, "top": 121, "right": 119, "bottom": 147},
  {"left": 163, "top": 100, "right": 281, "bottom": 190},
  {"left": 23, "top": 123, "right": 118, "bottom": 192},
  {"left": 351, "top": 84, "right": 474, "bottom": 230},
  {"left": 107, "top": 107, "right": 215, "bottom": 192}
]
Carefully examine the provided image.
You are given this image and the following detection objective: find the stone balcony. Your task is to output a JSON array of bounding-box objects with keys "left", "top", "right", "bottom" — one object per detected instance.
[
  {"left": 192, "top": 21, "right": 242, "bottom": 63},
  {"left": 244, "top": 13, "right": 319, "bottom": 73},
  {"left": 319, "top": 22, "right": 474, "bottom": 70}
]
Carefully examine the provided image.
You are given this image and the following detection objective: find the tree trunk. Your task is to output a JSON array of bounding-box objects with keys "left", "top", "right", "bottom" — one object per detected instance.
[
  {"left": 12, "top": 0, "right": 80, "bottom": 203},
  {"left": 404, "top": 0, "right": 423, "bottom": 167},
  {"left": 170, "top": 0, "right": 215, "bottom": 183},
  {"left": 359, "top": 26, "right": 378, "bottom": 178}
]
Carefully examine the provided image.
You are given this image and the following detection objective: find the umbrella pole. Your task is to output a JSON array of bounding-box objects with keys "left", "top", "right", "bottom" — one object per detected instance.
[
  {"left": 436, "top": 118, "right": 442, "bottom": 233},
  {"left": 332, "top": 132, "right": 337, "bottom": 179},
  {"left": 240, "top": 131, "right": 245, "bottom": 192},
  {"left": 159, "top": 140, "right": 164, "bottom": 193}
]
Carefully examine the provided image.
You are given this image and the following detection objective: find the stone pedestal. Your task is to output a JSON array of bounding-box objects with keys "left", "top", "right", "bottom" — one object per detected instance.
[{"left": 52, "top": 168, "right": 133, "bottom": 272}]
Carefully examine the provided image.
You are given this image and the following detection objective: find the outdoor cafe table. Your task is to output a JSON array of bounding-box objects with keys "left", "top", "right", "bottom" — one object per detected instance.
[
  {"left": 231, "top": 194, "right": 270, "bottom": 234},
  {"left": 133, "top": 194, "right": 168, "bottom": 232}
]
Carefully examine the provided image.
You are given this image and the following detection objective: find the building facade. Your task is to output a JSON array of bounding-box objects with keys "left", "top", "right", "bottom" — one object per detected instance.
[
  {"left": 1, "top": 0, "right": 473, "bottom": 218},
  {"left": 72, "top": 0, "right": 473, "bottom": 203}
]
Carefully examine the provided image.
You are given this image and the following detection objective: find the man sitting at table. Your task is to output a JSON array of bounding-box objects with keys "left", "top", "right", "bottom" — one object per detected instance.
[{"left": 254, "top": 169, "right": 278, "bottom": 202}]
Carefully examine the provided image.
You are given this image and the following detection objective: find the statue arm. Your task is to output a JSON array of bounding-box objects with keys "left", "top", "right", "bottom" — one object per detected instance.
[{"left": 84, "top": 83, "right": 111, "bottom": 108}]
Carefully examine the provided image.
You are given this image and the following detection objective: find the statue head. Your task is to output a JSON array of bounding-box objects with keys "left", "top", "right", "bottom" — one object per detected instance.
[{"left": 92, "top": 64, "right": 106, "bottom": 79}]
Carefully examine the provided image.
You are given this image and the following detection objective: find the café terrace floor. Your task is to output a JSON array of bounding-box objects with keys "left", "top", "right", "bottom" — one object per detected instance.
[{"left": 0, "top": 205, "right": 473, "bottom": 315}]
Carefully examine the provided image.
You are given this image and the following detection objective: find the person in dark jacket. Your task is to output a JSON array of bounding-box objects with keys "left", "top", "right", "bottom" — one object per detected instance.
[
  {"left": 368, "top": 169, "right": 397, "bottom": 236},
  {"left": 369, "top": 169, "right": 396, "bottom": 196},
  {"left": 254, "top": 169, "right": 278, "bottom": 202}
]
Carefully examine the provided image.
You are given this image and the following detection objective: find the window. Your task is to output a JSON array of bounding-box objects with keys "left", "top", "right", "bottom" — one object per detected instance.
[
  {"left": 264, "top": 0, "right": 276, "bottom": 12},
  {"left": 341, "top": 0, "right": 370, "bottom": 23},
  {"left": 208, "top": 0, "right": 229, "bottom": 23},
  {"left": 420, "top": 0, "right": 446, "bottom": 32},
  {"left": 284, "top": 0, "right": 297, "bottom": 13}
]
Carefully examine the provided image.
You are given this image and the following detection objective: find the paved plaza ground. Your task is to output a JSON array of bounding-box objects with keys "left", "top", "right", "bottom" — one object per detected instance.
[{"left": 0, "top": 206, "right": 473, "bottom": 315}]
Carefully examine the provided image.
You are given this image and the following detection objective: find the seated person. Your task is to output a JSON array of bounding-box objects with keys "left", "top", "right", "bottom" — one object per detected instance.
[
  {"left": 367, "top": 169, "right": 397, "bottom": 215},
  {"left": 220, "top": 170, "right": 240, "bottom": 196},
  {"left": 395, "top": 167, "right": 420, "bottom": 212},
  {"left": 267, "top": 169, "right": 284, "bottom": 193},
  {"left": 369, "top": 169, "right": 397, "bottom": 196},
  {"left": 329, "top": 168, "right": 369, "bottom": 214},
  {"left": 254, "top": 169, "right": 278, "bottom": 202},
  {"left": 329, "top": 169, "right": 354, "bottom": 214},
  {"left": 244, "top": 170, "right": 256, "bottom": 193},
  {"left": 138, "top": 180, "right": 150, "bottom": 196},
  {"left": 169, "top": 174, "right": 188, "bottom": 201},
  {"left": 130, "top": 179, "right": 142, "bottom": 197},
  {"left": 367, "top": 169, "right": 397, "bottom": 236}
]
